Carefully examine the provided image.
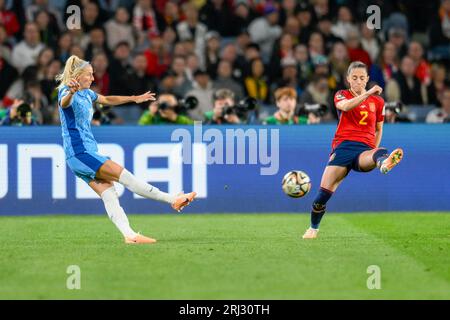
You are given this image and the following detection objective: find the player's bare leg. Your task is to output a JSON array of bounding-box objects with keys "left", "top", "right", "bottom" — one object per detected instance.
[
  {"left": 96, "top": 160, "right": 196, "bottom": 212},
  {"left": 303, "top": 166, "right": 348, "bottom": 239},
  {"left": 89, "top": 179, "right": 156, "bottom": 244},
  {"left": 358, "top": 148, "right": 404, "bottom": 173}
]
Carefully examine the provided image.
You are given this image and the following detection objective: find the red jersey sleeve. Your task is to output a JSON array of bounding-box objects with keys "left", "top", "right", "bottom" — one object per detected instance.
[
  {"left": 334, "top": 90, "right": 349, "bottom": 105},
  {"left": 376, "top": 96, "right": 385, "bottom": 122}
]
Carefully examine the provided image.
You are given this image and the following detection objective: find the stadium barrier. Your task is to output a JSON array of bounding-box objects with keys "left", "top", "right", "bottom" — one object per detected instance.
[{"left": 0, "top": 124, "right": 449, "bottom": 215}]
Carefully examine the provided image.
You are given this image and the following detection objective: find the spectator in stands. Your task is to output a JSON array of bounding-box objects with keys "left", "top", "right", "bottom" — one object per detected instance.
[
  {"left": 109, "top": 42, "right": 133, "bottom": 96},
  {"left": 92, "top": 52, "right": 110, "bottom": 96},
  {"left": 299, "top": 74, "right": 333, "bottom": 121},
  {"left": 11, "top": 22, "right": 45, "bottom": 73},
  {"left": 369, "top": 41, "right": 399, "bottom": 89},
  {"left": 81, "top": 0, "right": 105, "bottom": 33},
  {"left": 0, "top": 25, "right": 12, "bottom": 64},
  {"left": 104, "top": 6, "right": 136, "bottom": 51},
  {"left": 84, "top": 27, "right": 111, "bottom": 61},
  {"left": 429, "top": 0, "right": 450, "bottom": 60},
  {"left": 278, "top": 0, "right": 298, "bottom": 27},
  {"left": 161, "top": 26, "right": 177, "bottom": 54},
  {"left": 203, "top": 88, "right": 240, "bottom": 124},
  {"left": 199, "top": 0, "right": 234, "bottom": 37},
  {"left": 185, "top": 53, "right": 200, "bottom": 85},
  {"left": 244, "top": 58, "right": 269, "bottom": 104},
  {"left": 386, "top": 56, "right": 427, "bottom": 105},
  {"left": 138, "top": 93, "right": 194, "bottom": 125},
  {"left": 128, "top": 53, "right": 157, "bottom": 110},
  {"left": 70, "top": 44, "right": 85, "bottom": 60},
  {"left": 283, "top": 15, "right": 301, "bottom": 45},
  {"left": 264, "top": 86, "right": 297, "bottom": 125},
  {"left": 329, "top": 41, "right": 350, "bottom": 91},
  {"left": 176, "top": 2, "right": 207, "bottom": 68},
  {"left": 186, "top": 69, "right": 214, "bottom": 121},
  {"left": 295, "top": 2, "right": 314, "bottom": 44},
  {"left": 133, "top": 0, "right": 160, "bottom": 41},
  {"left": 269, "top": 33, "right": 294, "bottom": 81},
  {"left": 360, "top": 23, "right": 381, "bottom": 64},
  {"left": 268, "top": 33, "right": 294, "bottom": 81},
  {"left": 24, "top": 79, "right": 50, "bottom": 124},
  {"left": 407, "top": 41, "right": 431, "bottom": 85},
  {"left": 346, "top": 29, "right": 371, "bottom": 67},
  {"left": 214, "top": 60, "right": 244, "bottom": 101},
  {"left": 26, "top": 0, "right": 63, "bottom": 30},
  {"left": 426, "top": 88, "right": 450, "bottom": 123},
  {"left": 273, "top": 56, "right": 301, "bottom": 96},
  {"left": 387, "top": 27, "right": 408, "bottom": 58},
  {"left": 40, "top": 58, "right": 60, "bottom": 107},
  {"left": 34, "top": 47, "right": 54, "bottom": 80},
  {"left": 427, "top": 64, "right": 448, "bottom": 107},
  {"left": 157, "top": 71, "right": 177, "bottom": 95},
  {"left": 56, "top": 32, "right": 73, "bottom": 64},
  {"left": 313, "top": 0, "right": 331, "bottom": 21},
  {"left": 230, "top": 1, "right": 255, "bottom": 36},
  {"left": 294, "top": 44, "right": 314, "bottom": 89},
  {"left": 170, "top": 55, "right": 191, "bottom": 97},
  {"left": 331, "top": 6, "right": 358, "bottom": 41},
  {"left": 0, "top": 0, "right": 20, "bottom": 38},
  {"left": 156, "top": 0, "right": 180, "bottom": 32},
  {"left": 248, "top": 4, "right": 282, "bottom": 62},
  {"left": 35, "top": 9, "right": 59, "bottom": 49},
  {"left": 0, "top": 56, "right": 18, "bottom": 100},
  {"left": 220, "top": 42, "right": 246, "bottom": 83},
  {"left": 308, "top": 31, "right": 326, "bottom": 61},
  {"left": 317, "top": 15, "right": 342, "bottom": 54},
  {"left": 144, "top": 36, "right": 171, "bottom": 77},
  {"left": 204, "top": 31, "right": 221, "bottom": 79}
]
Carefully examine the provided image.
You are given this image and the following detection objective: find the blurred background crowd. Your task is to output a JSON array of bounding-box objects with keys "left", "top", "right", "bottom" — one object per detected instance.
[{"left": 0, "top": 0, "right": 449, "bottom": 126}]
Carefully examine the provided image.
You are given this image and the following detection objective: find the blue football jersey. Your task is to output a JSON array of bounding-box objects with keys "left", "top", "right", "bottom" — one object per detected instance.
[{"left": 58, "top": 85, "right": 99, "bottom": 158}]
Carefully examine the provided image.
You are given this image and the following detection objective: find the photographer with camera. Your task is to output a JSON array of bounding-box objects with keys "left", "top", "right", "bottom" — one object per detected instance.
[
  {"left": 383, "top": 101, "right": 411, "bottom": 123},
  {"left": 0, "top": 99, "right": 38, "bottom": 126},
  {"left": 138, "top": 93, "right": 195, "bottom": 125},
  {"left": 426, "top": 88, "right": 450, "bottom": 123},
  {"left": 204, "top": 89, "right": 257, "bottom": 124},
  {"left": 297, "top": 74, "right": 334, "bottom": 123},
  {"left": 263, "top": 87, "right": 297, "bottom": 125}
]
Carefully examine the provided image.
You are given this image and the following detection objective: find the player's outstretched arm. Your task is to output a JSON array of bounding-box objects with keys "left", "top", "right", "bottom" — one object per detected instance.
[
  {"left": 336, "top": 85, "right": 382, "bottom": 112},
  {"left": 97, "top": 91, "right": 157, "bottom": 106},
  {"left": 60, "top": 79, "right": 81, "bottom": 108}
]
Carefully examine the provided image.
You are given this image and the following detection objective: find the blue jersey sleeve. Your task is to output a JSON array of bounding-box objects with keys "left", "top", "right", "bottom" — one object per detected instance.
[
  {"left": 58, "top": 86, "right": 71, "bottom": 107},
  {"left": 87, "top": 89, "right": 98, "bottom": 103}
]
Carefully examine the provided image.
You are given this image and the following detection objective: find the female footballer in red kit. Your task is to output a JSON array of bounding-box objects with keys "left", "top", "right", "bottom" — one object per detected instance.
[{"left": 302, "top": 61, "right": 404, "bottom": 239}]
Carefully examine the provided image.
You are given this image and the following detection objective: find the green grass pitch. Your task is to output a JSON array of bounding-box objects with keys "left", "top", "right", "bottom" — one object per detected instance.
[{"left": 0, "top": 212, "right": 449, "bottom": 299}]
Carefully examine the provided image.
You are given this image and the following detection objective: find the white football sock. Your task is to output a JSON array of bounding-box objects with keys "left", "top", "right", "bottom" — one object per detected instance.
[
  {"left": 118, "top": 169, "right": 175, "bottom": 204},
  {"left": 101, "top": 187, "right": 137, "bottom": 238}
]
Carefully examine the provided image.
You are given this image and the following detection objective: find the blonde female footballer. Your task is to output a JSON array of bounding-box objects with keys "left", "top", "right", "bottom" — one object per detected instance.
[{"left": 56, "top": 55, "right": 196, "bottom": 244}]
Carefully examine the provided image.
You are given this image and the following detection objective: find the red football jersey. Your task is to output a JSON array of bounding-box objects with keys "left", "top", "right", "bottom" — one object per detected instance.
[{"left": 332, "top": 89, "right": 385, "bottom": 149}]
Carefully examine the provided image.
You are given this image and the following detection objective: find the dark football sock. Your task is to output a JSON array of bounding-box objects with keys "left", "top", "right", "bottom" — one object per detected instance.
[{"left": 310, "top": 187, "right": 334, "bottom": 229}]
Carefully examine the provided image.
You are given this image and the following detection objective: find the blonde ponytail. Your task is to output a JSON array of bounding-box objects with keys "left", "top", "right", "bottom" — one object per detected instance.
[{"left": 55, "top": 55, "right": 90, "bottom": 89}]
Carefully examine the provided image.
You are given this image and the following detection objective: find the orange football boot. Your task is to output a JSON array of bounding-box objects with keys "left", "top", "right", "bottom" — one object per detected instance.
[
  {"left": 171, "top": 192, "right": 197, "bottom": 212},
  {"left": 380, "top": 148, "right": 404, "bottom": 174}
]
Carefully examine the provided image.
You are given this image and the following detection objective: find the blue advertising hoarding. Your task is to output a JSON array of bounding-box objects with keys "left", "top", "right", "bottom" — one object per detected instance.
[{"left": 0, "top": 124, "right": 449, "bottom": 215}]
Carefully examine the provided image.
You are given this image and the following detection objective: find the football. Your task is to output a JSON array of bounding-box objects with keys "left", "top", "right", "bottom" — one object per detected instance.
[{"left": 282, "top": 170, "right": 311, "bottom": 198}]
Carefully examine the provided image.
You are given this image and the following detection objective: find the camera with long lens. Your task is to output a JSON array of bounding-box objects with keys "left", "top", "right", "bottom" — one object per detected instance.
[
  {"left": 384, "top": 101, "right": 403, "bottom": 114},
  {"left": 296, "top": 103, "right": 328, "bottom": 117},
  {"left": 221, "top": 97, "right": 258, "bottom": 119},
  {"left": 11, "top": 103, "right": 33, "bottom": 125},
  {"left": 93, "top": 104, "right": 114, "bottom": 125},
  {"left": 158, "top": 96, "right": 198, "bottom": 114}
]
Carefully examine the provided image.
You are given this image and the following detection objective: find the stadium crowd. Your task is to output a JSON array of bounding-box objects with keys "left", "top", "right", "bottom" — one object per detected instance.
[{"left": 0, "top": 0, "right": 449, "bottom": 126}]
